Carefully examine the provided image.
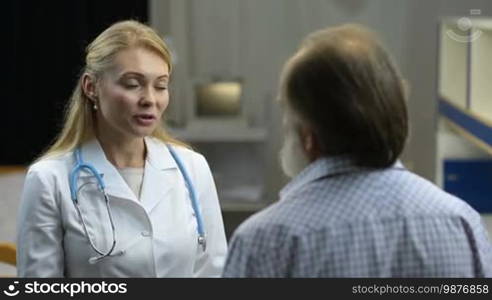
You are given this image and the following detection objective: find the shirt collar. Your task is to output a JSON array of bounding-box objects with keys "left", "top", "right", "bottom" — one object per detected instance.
[{"left": 280, "top": 155, "right": 405, "bottom": 199}]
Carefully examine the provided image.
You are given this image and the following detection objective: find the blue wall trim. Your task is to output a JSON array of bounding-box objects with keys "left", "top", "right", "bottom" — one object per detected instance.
[{"left": 439, "top": 99, "right": 492, "bottom": 147}]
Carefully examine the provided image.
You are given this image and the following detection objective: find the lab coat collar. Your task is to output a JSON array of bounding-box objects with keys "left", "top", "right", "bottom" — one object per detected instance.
[
  {"left": 140, "top": 137, "right": 179, "bottom": 213},
  {"left": 80, "top": 137, "right": 178, "bottom": 212},
  {"left": 144, "top": 136, "right": 178, "bottom": 171}
]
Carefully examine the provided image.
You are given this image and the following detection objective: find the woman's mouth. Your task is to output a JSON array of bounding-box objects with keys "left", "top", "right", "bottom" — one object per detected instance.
[{"left": 134, "top": 114, "right": 156, "bottom": 126}]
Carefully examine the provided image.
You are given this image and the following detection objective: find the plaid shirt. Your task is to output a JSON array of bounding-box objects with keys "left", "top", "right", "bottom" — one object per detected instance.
[{"left": 222, "top": 156, "right": 492, "bottom": 277}]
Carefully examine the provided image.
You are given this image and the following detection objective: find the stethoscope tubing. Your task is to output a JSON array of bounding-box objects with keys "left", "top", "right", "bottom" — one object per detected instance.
[{"left": 69, "top": 144, "right": 206, "bottom": 263}]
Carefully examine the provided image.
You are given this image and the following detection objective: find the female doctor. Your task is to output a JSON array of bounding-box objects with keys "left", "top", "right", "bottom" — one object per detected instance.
[{"left": 17, "top": 20, "right": 227, "bottom": 277}]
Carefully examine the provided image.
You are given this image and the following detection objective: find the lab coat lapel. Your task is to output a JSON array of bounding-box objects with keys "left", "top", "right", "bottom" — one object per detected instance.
[
  {"left": 139, "top": 137, "right": 178, "bottom": 213},
  {"left": 80, "top": 139, "right": 138, "bottom": 202}
]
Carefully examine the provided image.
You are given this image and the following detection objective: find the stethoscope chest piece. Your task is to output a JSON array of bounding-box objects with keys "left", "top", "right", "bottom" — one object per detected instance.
[{"left": 198, "top": 235, "right": 206, "bottom": 252}]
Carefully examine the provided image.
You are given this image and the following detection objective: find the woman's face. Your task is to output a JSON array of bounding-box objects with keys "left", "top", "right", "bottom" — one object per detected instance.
[{"left": 95, "top": 47, "right": 170, "bottom": 140}]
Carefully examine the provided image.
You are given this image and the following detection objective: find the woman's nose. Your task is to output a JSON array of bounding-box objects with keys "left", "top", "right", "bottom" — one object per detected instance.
[{"left": 140, "top": 87, "right": 156, "bottom": 106}]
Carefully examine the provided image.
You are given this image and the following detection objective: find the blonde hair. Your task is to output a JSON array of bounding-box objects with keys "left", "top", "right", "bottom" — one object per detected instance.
[{"left": 39, "top": 20, "right": 188, "bottom": 161}]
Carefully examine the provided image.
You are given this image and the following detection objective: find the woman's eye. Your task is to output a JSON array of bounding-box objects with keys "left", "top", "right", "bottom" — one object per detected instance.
[
  {"left": 155, "top": 85, "right": 168, "bottom": 91},
  {"left": 122, "top": 80, "right": 139, "bottom": 89}
]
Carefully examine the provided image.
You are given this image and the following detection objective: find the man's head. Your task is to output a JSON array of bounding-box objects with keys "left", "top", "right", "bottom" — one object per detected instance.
[{"left": 279, "top": 24, "right": 408, "bottom": 177}]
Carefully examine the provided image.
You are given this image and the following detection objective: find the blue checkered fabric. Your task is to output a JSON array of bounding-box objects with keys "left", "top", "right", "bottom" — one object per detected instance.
[{"left": 222, "top": 156, "right": 492, "bottom": 277}]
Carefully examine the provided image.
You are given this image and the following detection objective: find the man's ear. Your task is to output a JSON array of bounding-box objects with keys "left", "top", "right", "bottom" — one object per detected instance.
[
  {"left": 300, "top": 125, "right": 321, "bottom": 161},
  {"left": 82, "top": 73, "right": 98, "bottom": 102},
  {"left": 401, "top": 78, "right": 410, "bottom": 101}
]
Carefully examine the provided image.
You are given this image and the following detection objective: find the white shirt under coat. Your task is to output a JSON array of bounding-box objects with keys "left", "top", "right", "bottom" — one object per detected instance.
[{"left": 17, "top": 137, "right": 228, "bottom": 277}]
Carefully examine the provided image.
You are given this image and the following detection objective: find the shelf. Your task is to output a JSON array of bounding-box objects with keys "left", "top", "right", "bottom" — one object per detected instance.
[
  {"left": 168, "top": 119, "right": 267, "bottom": 142},
  {"left": 220, "top": 201, "right": 270, "bottom": 212},
  {"left": 439, "top": 98, "right": 492, "bottom": 155},
  {"left": 217, "top": 184, "right": 267, "bottom": 212}
]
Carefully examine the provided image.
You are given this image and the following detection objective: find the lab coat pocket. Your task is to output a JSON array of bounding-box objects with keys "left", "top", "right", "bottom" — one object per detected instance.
[
  {"left": 105, "top": 197, "right": 153, "bottom": 251},
  {"left": 94, "top": 198, "right": 156, "bottom": 276},
  {"left": 74, "top": 176, "right": 115, "bottom": 255}
]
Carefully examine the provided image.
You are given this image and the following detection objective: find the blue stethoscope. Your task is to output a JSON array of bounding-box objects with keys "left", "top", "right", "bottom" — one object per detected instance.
[{"left": 69, "top": 144, "right": 206, "bottom": 264}]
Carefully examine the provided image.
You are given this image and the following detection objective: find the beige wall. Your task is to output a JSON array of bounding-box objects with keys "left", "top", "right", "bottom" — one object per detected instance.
[{"left": 150, "top": 0, "right": 410, "bottom": 201}]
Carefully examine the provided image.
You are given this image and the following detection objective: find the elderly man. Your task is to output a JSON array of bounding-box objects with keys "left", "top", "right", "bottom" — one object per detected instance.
[{"left": 222, "top": 24, "right": 492, "bottom": 277}]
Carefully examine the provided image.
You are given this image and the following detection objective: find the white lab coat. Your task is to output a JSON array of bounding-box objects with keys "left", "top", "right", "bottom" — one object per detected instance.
[{"left": 17, "top": 137, "right": 228, "bottom": 277}]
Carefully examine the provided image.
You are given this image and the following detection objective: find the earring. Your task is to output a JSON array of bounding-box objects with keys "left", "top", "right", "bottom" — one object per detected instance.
[{"left": 91, "top": 95, "right": 98, "bottom": 111}]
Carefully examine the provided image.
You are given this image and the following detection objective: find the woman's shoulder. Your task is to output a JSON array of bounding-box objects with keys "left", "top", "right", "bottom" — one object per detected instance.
[
  {"left": 28, "top": 152, "right": 73, "bottom": 177},
  {"left": 149, "top": 137, "right": 206, "bottom": 164},
  {"left": 171, "top": 144, "right": 205, "bottom": 162}
]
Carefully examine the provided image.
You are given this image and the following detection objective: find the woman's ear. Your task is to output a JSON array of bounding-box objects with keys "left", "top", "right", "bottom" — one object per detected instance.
[{"left": 81, "top": 73, "right": 98, "bottom": 102}]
